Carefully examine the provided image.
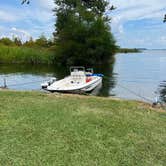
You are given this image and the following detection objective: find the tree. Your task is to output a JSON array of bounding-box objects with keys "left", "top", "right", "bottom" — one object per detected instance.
[
  {"left": 35, "top": 34, "right": 48, "bottom": 47},
  {"left": 164, "top": 14, "right": 166, "bottom": 23},
  {"left": 159, "top": 81, "right": 166, "bottom": 103},
  {"left": 23, "top": 37, "right": 35, "bottom": 47},
  {"left": 21, "top": 0, "right": 30, "bottom": 4},
  {"left": 0, "top": 37, "right": 15, "bottom": 46},
  {"left": 47, "top": 37, "right": 54, "bottom": 47},
  {"left": 53, "top": 0, "right": 117, "bottom": 66},
  {"left": 13, "top": 37, "right": 22, "bottom": 46}
]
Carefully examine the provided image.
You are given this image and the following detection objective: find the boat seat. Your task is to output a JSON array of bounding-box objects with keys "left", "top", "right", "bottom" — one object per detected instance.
[{"left": 71, "top": 71, "right": 86, "bottom": 83}]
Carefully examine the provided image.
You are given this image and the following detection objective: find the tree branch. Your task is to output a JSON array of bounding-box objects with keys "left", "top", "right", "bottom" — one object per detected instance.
[{"left": 21, "top": 0, "right": 30, "bottom": 5}]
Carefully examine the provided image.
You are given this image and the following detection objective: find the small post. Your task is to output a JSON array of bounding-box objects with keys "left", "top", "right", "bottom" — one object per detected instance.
[
  {"left": 4, "top": 78, "right": 7, "bottom": 88},
  {"left": 152, "top": 95, "right": 162, "bottom": 108}
]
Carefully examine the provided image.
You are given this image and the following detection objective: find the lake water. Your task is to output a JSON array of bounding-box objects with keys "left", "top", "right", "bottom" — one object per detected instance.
[{"left": 0, "top": 50, "right": 166, "bottom": 103}]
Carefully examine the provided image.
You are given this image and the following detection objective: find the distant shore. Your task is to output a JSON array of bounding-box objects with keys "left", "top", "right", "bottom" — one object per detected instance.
[{"left": 117, "top": 48, "right": 141, "bottom": 53}]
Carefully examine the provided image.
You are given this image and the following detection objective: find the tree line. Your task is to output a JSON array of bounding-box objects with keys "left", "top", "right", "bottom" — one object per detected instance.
[{"left": 0, "top": 35, "right": 54, "bottom": 48}]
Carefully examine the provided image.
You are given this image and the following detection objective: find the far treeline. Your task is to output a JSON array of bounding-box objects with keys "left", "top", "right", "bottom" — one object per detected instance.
[
  {"left": 0, "top": 35, "right": 54, "bottom": 48},
  {"left": 0, "top": 0, "right": 140, "bottom": 65},
  {"left": 118, "top": 48, "right": 141, "bottom": 53}
]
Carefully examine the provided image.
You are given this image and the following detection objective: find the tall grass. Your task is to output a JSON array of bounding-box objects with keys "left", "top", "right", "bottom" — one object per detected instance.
[{"left": 0, "top": 44, "right": 55, "bottom": 64}]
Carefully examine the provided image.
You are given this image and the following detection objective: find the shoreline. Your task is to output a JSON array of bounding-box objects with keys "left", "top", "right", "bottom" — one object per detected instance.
[{"left": 0, "top": 89, "right": 165, "bottom": 112}]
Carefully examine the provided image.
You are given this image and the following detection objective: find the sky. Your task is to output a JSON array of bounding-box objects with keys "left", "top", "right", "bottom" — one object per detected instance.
[{"left": 0, "top": 0, "right": 166, "bottom": 49}]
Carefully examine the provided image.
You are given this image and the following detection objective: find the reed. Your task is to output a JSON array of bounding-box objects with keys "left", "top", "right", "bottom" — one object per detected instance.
[{"left": 0, "top": 44, "right": 54, "bottom": 64}]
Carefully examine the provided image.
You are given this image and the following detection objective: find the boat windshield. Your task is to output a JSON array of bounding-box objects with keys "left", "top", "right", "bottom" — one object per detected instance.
[
  {"left": 86, "top": 68, "right": 94, "bottom": 74},
  {"left": 70, "top": 66, "right": 85, "bottom": 73}
]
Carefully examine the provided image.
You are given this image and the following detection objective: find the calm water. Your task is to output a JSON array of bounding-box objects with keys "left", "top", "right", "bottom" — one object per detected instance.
[{"left": 0, "top": 50, "right": 166, "bottom": 103}]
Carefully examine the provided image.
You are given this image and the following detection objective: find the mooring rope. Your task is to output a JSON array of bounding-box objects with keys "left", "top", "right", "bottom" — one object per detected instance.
[
  {"left": 103, "top": 76, "right": 166, "bottom": 109},
  {"left": 116, "top": 83, "right": 154, "bottom": 103},
  {"left": 1, "top": 79, "right": 49, "bottom": 88},
  {"left": 103, "top": 76, "right": 154, "bottom": 103}
]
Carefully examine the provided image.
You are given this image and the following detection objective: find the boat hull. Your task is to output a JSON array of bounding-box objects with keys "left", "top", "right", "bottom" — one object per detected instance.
[{"left": 46, "top": 76, "right": 102, "bottom": 93}]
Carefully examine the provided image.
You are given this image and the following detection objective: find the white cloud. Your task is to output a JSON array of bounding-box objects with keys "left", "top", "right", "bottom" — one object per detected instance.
[
  {"left": 109, "top": 0, "right": 166, "bottom": 48},
  {"left": 11, "top": 27, "right": 31, "bottom": 38},
  {"left": 0, "top": 1, "right": 55, "bottom": 39},
  {"left": 110, "top": 0, "right": 166, "bottom": 27},
  {"left": 0, "top": 26, "right": 31, "bottom": 42},
  {"left": 160, "top": 36, "right": 166, "bottom": 42},
  {"left": 37, "top": 0, "right": 55, "bottom": 10}
]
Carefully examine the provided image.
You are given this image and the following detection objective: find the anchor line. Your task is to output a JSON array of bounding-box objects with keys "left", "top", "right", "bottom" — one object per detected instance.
[
  {"left": 2, "top": 79, "right": 49, "bottom": 87},
  {"left": 116, "top": 83, "right": 154, "bottom": 103},
  {"left": 103, "top": 75, "right": 166, "bottom": 109},
  {"left": 103, "top": 75, "right": 154, "bottom": 103}
]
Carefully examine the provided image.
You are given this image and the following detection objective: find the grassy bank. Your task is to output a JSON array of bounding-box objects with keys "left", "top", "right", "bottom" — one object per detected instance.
[
  {"left": 0, "top": 45, "right": 54, "bottom": 64},
  {"left": 0, "top": 91, "right": 165, "bottom": 165},
  {"left": 0, "top": 45, "right": 142, "bottom": 65}
]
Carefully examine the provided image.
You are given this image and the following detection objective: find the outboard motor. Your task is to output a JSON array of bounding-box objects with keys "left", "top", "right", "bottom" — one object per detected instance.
[{"left": 41, "top": 77, "right": 56, "bottom": 89}]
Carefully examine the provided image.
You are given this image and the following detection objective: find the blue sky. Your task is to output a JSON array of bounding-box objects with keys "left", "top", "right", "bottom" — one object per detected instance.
[{"left": 0, "top": 0, "right": 166, "bottom": 48}]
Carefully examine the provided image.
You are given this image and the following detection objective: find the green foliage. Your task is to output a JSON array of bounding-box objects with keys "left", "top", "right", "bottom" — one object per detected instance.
[
  {"left": 0, "top": 44, "right": 54, "bottom": 64},
  {"left": 0, "top": 91, "right": 166, "bottom": 165},
  {"left": 0, "top": 35, "right": 55, "bottom": 64},
  {"left": 35, "top": 34, "right": 48, "bottom": 47},
  {"left": 21, "top": 0, "right": 30, "bottom": 4},
  {"left": 163, "top": 14, "right": 166, "bottom": 22},
  {"left": 23, "top": 35, "right": 54, "bottom": 48},
  {"left": 54, "top": 0, "right": 117, "bottom": 66},
  {"left": 0, "top": 35, "right": 54, "bottom": 48},
  {"left": 13, "top": 37, "right": 22, "bottom": 46},
  {"left": 0, "top": 37, "right": 15, "bottom": 46},
  {"left": 23, "top": 37, "right": 35, "bottom": 47}
]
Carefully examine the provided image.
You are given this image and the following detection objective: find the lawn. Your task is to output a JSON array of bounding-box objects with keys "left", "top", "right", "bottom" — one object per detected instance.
[{"left": 0, "top": 91, "right": 165, "bottom": 165}]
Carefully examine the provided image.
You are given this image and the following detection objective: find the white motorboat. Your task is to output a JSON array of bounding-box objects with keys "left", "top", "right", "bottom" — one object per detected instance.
[{"left": 42, "top": 66, "right": 103, "bottom": 93}]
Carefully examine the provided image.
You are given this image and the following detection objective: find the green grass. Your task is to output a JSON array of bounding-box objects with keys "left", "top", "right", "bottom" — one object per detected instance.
[
  {"left": 0, "top": 91, "right": 166, "bottom": 165},
  {"left": 0, "top": 45, "right": 54, "bottom": 64}
]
